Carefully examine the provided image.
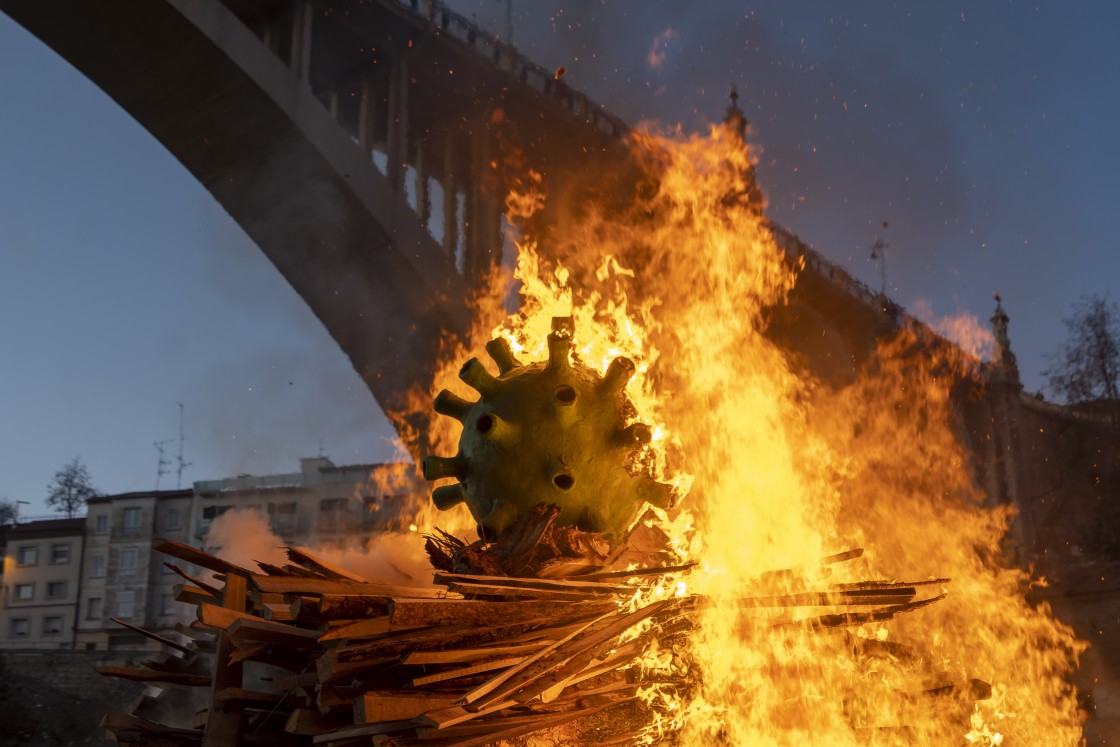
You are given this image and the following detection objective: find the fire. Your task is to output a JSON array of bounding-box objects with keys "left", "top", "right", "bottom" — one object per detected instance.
[{"left": 411, "top": 122, "right": 1084, "bottom": 743}]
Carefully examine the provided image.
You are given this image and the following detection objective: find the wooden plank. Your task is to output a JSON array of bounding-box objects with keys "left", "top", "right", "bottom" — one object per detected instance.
[
  {"left": 176, "top": 584, "right": 218, "bottom": 607},
  {"left": 309, "top": 719, "right": 419, "bottom": 744},
  {"left": 388, "top": 598, "right": 609, "bottom": 628},
  {"left": 249, "top": 575, "right": 449, "bottom": 599},
  {"left": 318, "top": 616, "right": 392, "bottom": 642},
  {"left": 401, "top": 642, "right": 549, "bottom": 665},
  {"left": 98, "top": 665, "right": 210, "bottom": 687},
  {"left": 203, "top": 572, "right": 248, "bottom": 747},
  {"left": 426, "top": 706, "right": 606, "bottom": 747},
  {"left": 110, "top": 616, "right": 195, "bottom": 655},
  {"left": 283, "top": 708, "right": 349, "bottom": 736},
  {"left": 470, "top": 599, "right": 673, "bottom": 708},
  {"left": 154, "top": 539, "right": 257, "bottom": 578},
  {"left": 261, "top": 602, "right": 292, "bottom": 621},
  {"left": 315, "top": 594, "right": 392, "bottom": 620},
  {"left": 419, "top": 699, "right": 519, "bottom": 729},
  {"left": 462, "top": 612, "right": 611, "bottom": 706},
  {"left": 446, "top": 583, "right": 601, "bottom": 600},
  {"left": 270, "top": 671, "right": 321, "bottom": 693},
  {"left": 574, "top": 562, "right": 697, "bottom": 581},
  {"left": 216, "top": 687, "right": 285, "bottom": 706},
  {"left": 434, "top": 572, "right": 629, "bottom": 595},
  {"left": 165, "top": 562, "right": 223, "bottom": 596},
  {"left": 410, "top": 656, "right": 526, "bottom": 686},
  {"left": 228, "top": 642, "right": 268, "bottom": 665},
  {"left": 354, "top": 692, "right": 458, "bottom": 723},
  {"left": 100, "top": 712, "right": 203, "bottom": 746},
  {"left": 287, "top": 547, "right": 370, "bottom": 582},
  {"left": 198, "top": 603, "right": 258, "bottom": 631},
  {"left": 226, "top": 616, "right": 322, "bottom": 648}
]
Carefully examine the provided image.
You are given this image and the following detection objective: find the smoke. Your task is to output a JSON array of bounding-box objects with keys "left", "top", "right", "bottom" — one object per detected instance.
[
  {"left": 202, "top": 507, "right": 437, "bottom": 586},
  {"left": 912, "top": 297, "right": 995, "bottom": 361}
]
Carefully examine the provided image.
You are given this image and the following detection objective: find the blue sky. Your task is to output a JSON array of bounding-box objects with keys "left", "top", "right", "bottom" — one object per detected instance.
[{"left": 2, "top": 1, "right": 1117, "bottom": 515}]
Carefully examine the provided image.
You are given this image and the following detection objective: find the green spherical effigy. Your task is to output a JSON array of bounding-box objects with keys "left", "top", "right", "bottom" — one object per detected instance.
[{"left": 423, "top": 317, "right": 673, "bottom": 539}]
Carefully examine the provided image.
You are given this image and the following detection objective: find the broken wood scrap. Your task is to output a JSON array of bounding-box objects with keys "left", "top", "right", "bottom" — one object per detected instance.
[
  {"left": 354, "top": 691, "right": 459, "bottom": 723},
  {"left": 433, "top": 572, "right": 630, "bottom": 596},
  {"left": 318, "top": 616, "right": 393, "bottom": 642},
  {"left": 99, "top": 712, "right": 203, "bottom": 747},
  {"left": 424, "top": 702, "right": 619, "bottom": 747},
  {"left": 284, "top": 708, "right": 352, "bottom": 736},
  {"left": 226, "top": 616, "right": 322, "bottom": 648},
  {"left": 99, "top": 665, "right": 211, "bottom": 687},
  {"left": 249, "top": 574, "right": 450, "bottom": 599},
  {"left": 313, "top": 593, "right": 392, "bottom": 620},
  {"left": 111, "top": 616, "right": 196, "bottom": 655},
  {"left": 446, "top": 582, "right": 604, "bottom": 600},
  {"left": 152, "top": 538, "right": 256, "bottom": 578},
  {"left": 410, "top": 655, "right": 528, "bottom": 687},
  {"left": 401, "top": 642, "right": 550, "bottom": 665},
  {"left": 468, "top": 598, "right": 674, "bottom": 708},
  {"left": 286, "top": 547, "right": 371, "bottom": 582},
  {"left": 777, "top": 593, "right": 948, "bottom": 630},
  {"left": 309, "top": 718, "right": 421, "bottom": 745},
  {"left": 388, "top": 597, "right": 614, "bottom": 627},
  {"left": 165, "top": 562, "right": 223, "bottom": 596},
  {"left": 215, "top": 687, "right": 286, "bottom": 707},
  {"left": 175, "top": 583, "right": 217, "bottom": 607},
  {"left": 198, "top": 603, "right": 259, "bottom": 631},
  {"left": 574, "top": 561, "right": 698, "bottom": 581}
]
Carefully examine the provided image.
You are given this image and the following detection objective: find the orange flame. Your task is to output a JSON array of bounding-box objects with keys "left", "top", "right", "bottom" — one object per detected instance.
[{"left": 420, "top": 122, "right": 1084, "bottom": 744}]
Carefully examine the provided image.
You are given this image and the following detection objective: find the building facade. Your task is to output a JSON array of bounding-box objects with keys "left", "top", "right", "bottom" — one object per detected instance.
[
  {"left": 0, "top": 518, "right": 86, "bottom": 649},
  {"left": 76, "top": 489, "right": 193, "bottom": 651}
]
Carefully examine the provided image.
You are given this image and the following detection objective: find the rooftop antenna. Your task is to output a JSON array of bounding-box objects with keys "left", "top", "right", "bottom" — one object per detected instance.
[
  {"left": 174, "top": 402, "right": 192, "bottom": 489},
  {"left": 154, "top": 439, "right": 172, "bottom": 490}
]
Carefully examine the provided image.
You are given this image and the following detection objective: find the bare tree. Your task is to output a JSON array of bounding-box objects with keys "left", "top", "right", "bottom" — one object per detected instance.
[
  {"left": 46, "top": 458, "right": 100, "bottom": 518},
  {"left": 1044, "top": 293, "right": 1120, "bottom": 406},
  {"left": 0, "top": 499, "right": 17, "bottom": 527}
]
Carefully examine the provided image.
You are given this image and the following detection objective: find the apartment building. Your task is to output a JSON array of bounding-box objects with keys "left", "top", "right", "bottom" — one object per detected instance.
[
  {"left": 191, "top": 457, "right": 420, "bottom": 552},
  {"left": 76, "top": 489, "right": 193, "bottom": 650},
  {"left": 0, "top": 518, "right": 86, "bottom": 649},
  {"left": 2, "top": 457, "right": 420, "bottom": 652}
]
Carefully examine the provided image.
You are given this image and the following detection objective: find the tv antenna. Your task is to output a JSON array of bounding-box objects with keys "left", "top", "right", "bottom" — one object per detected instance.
[
  {"left": 869, "top": 222, "right": 890, "bottom": 297},
  {"left": 155, "top": 403, "right": 192, "bottom": 490}
]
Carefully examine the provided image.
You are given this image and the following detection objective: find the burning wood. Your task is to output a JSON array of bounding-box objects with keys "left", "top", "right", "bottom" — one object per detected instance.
[{"left": 97, "top": 505, "right": 977, "bottom": 746}]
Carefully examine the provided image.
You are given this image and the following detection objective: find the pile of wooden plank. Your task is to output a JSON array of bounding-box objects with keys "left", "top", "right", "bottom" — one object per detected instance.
[
  {"left": 96, "top": 531, "right": 697, "bottom": 746},
  {"left": 97, "top": 510, "right": 963, "bottom": 746}
]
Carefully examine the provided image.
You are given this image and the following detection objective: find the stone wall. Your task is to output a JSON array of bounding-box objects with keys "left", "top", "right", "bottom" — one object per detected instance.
[{"left": 0, "top": 649, "right": 145, "bottom": 703}]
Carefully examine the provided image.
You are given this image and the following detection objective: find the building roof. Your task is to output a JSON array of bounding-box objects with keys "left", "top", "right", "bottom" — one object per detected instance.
[
  {"left": 87, "top": 488, "right": 193, "bottom": 505},
  {"left": 6, "top": 517, "right": 86, "bottom": 535}
]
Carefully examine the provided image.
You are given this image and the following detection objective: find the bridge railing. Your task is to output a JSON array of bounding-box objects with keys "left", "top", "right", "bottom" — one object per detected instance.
[{"left": 401, "top": 0, "right": 629, "bottom": 139}]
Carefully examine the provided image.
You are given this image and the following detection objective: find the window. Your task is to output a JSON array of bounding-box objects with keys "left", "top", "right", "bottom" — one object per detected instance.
[
  {"left": 94, "top": 514, "right": 108, "bottom": 533},
  {"left": 202, "top": 505, "right": 231, "bottom": 520},
  {"left": 51, "top": 543, "right": 70, "bottom": 564},
  {"left": 163, "top": 508, "right": 181, "bottom": 530},
  {"left": 87, "top": 597, "right": 103, "bottom": 620},
  {"left": 268, "top": 501, "right": 297, "bottom": 530},
  {"left": 10, "top": 618, "right": 29, "bottom": 637},
  {"left": 17, "top": 546, "right": 38, "bottom": 566},
  {"left": 161, "top": 594, "right": 174, "bottom": 616},
  {"left": 318, "top": 498, "right": 348, "bottom": 528},
  {"left": 47, "top": 581, "right": 67, "bottom": 599},
  {"left": 15, "top": 583, "right": 34, "bottom": 600},
  {"left": 42, "top": 616, "right": 63, "bottom": 635},
  {"left": 119, "top": 548, "right": 139, "bottom": 573},
  {"left": 115, "top": 590, "right": 135, "bottom": 619},
  {"left": 122, "top": 507, "right": 142, "bottom": 530},
  {"left": 89, "top": 555, "right": 105, "bottom": 578}
]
